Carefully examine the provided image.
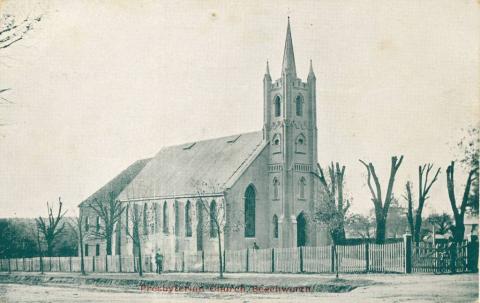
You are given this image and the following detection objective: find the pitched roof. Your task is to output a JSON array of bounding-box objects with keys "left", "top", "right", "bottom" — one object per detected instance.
[
  {"left": 118, "top": 131, "right": 264, "bottom": 201},
  {"left": 79, "top": 158, "right": 151, "bottom": 206}
]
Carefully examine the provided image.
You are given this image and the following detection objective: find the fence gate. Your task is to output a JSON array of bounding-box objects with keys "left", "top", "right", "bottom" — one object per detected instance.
[{"left": 413, "top": 241, "right": 468, "bottom": 273}]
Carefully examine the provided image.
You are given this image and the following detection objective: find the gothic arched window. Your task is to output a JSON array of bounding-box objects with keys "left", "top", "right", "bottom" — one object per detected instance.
[
  {"left": 95, "top": 216, "right": 100, "bottom": 232},
  {"left": 244, "top": 185, "right": 256, "bottom": 237},
  {"left": 174, "top": 201, "right": 180, "bottom": 236},
  {"left": 299, "top": 177, "right": 306, "bottom": 199},
  {"left": 274, "top": 96, "right": 281, "bottom": 117},
  {"left": 273, "top": 215, "right": 279, "bottom": 238},
  {"left": 163, "top": 201, "right": 169, "bottom": 234},
  {"left": 150, "top": 204, "right": 155, "bottom": 234},
  {"left": 185, "top": 200, "right": 192, "bottom": 237},
  {"left": 295, "top": 95, "right": 303, "bottom": 116},
  {"left": 85, "top": 216, "right": 90, "bottom": 232},
  {"left": 143, "top": 204, "right": 148, "bottom": 235},
  {"left": 124, "top": 208, "right": 128, "bottom": 234},
  {"left": 154, "top": 203, "right": 160, "bottom": 233},
  {"left": 273, "top": 177, "right": 280, "bottom": 200},
  {"left": 295, "top": 133, "right": 306, "bottom": 153},
  {"left": 209, "top": 200, "right": 217, "bottom": 238}
]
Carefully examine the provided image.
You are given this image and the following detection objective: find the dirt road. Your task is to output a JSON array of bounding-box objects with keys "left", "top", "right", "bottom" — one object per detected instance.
[{"left": 0, "top": 273, "right": 477, "bottom": 302}]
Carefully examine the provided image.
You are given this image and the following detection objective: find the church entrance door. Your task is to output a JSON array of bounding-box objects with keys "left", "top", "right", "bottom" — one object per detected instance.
[{"left": 297, "top": 212, "right": 307, "bottom": 247}]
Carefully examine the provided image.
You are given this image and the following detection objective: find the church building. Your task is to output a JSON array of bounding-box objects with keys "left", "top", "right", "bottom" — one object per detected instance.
[{"left": 79, "top": 20, "right": 328, "bottom": 257}]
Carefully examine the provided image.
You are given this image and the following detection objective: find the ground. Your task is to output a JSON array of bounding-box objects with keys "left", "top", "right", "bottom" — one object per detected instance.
[{"left": 0, "top": 272, "right": 477, "bottom": 302}]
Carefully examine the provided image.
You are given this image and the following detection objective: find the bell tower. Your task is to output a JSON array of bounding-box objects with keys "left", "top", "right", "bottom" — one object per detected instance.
[{"left": 263, "top": 19, "right": 319, "bottom": 248}]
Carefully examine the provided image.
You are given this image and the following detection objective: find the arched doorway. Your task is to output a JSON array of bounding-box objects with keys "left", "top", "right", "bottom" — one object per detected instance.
[{"left": 297, "top": 212, "right": 307, "bottom": 247}]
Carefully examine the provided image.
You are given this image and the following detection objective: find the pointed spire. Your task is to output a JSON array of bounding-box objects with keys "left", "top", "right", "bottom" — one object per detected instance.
[
  {"left": 308, "top": 59, "right": 316, "bottom": 79},
  {"left": 282, "top": 17, "right": 296, "bottom": 77},
  {"left": 265, "top": 60, "right": 271, "bottom": 76}
]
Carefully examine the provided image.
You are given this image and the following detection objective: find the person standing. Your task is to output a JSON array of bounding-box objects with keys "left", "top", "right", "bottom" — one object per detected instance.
[{"left": 155, "top": 252, "right": 163, "bottom": 274}]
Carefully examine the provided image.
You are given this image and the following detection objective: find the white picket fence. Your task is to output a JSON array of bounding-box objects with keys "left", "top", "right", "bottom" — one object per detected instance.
[{"left": 0, "top": 242, "right": 407, "bottom": 274}]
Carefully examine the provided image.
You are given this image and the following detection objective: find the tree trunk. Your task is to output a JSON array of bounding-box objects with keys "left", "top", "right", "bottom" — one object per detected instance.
[
  {"left": 217, "top": 228, "right": 223, "bottom": 278},
  {"left": 454, "top": 216, "right": 465, "bottom": 243},
  {"left": 137, "top": 242, "right": 143, "bottom": 277},
  {"left": 413, "top": 213, "right": 423, "bottom": 244},
  {"left": 376, "top": 218, "right": 386, "bottom": 244},
  {"left": 79, "top": 237, "right": 85, "bottom": 275},
  {"left": 47, "top": 241, "right": 53, "bottom": 257},
  {"left": 106, "top": 235, "right": 112, "bottom": 256}
]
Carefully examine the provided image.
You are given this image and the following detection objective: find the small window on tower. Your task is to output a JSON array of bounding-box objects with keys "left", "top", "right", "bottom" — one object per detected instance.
[
  {"left": 295, "top": 133, "right": 306, "bottom": 154},
  {"left": 273, "top": 178, "right": 280, "bottom": 200},
  {"left": 272, "top": 134, "right": 281, "bottom": 154},
  {"left": 274, "top": 96, "right": 281, "bottom": 117},
  {"left": 295, "top": 95, "right": 303, "bottom": 116}
]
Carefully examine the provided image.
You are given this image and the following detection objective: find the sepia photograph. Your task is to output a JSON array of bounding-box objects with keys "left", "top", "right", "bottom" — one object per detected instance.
[{"left": 0, "top": 1, "right": 478, "bottom": 302}]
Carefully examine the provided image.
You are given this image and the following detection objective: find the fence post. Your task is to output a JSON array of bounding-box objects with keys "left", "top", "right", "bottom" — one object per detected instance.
[
  {"left": 201, "top": 251, "right": 205, "bottom": 272},
  {"left": 299, "top": 247, "right": 304, "bottom": 273},
  {"left": 365, "top": 242, "right": 369, "bottom": 272},
  {"left": 330, "top": 245, "right": 335, "bottom": 273},
  {"left": 271, "top": 248, "right": 275, "bottom": 273},
  {"left": 93, "top": 256, "right": 96, "bottom": 272},
  {"left": 404, "top": 234, "right": 412, "bottom": 273},
  {"left": 222, "top": 250, "right": 226, "bottom": 273},
  {"left": 8, "top": 259, "right": 11, "bottom": 273},
  {"left": 119, "top": 256, "right": 122, "bottom": 273},
  {"left": 49, "top": 257, "right": 52, "bottom": 272},
  {"left": 69, "top": 256, "right": 72, "bottom": 272},
  {"left": 105, "top": 255, "right": 108, "bottom": 273},
  {"left": 467, "top": 235, "right": 479, "bottom": 273},
  {"left": 246, "top": 248, "right": 249, "bottom": 272}
]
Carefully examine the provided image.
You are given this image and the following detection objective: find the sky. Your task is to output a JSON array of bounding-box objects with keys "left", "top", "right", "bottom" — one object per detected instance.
[{"left": 0, "top": 0, "right": 478, "bottom": 218}]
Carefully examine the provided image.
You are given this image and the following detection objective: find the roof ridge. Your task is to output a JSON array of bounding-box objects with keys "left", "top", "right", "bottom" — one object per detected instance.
[{"left": 154, "top": 130, "right": 262, "bottom": 155}]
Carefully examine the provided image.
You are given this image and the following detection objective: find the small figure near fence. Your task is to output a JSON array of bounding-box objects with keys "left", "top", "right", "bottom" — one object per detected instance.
[
  {"left": 155, "top": 252, "right": 163, "bottom": 274},
  {"left": 253, "top": 242, "right": 260, "bottom": 250}
]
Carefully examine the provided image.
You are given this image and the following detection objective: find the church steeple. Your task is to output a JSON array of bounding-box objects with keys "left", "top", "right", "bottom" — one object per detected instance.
[
  {"left": 308, "top": 59, "right": 316, "bottom": 80},
  {"left": 265, "top": 61, "right": 271, "bottom": 79},
  {"left": 282, "top": 17, "right": 296, "bottom": 77}
]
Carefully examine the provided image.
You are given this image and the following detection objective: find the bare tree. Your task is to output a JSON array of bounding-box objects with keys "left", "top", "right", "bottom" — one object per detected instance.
[
  {"left": 313, "top": 162, "right": 350, "bottom": 244},
  {"left": 403, "top": 164, "right": 441, "bottom": 244},
  {"left": 68, "top": 216, "right": 87, "bottom": 275},
  {"left": 359, "top": 156, "right": 404, "bottom": 244},
  {"left": 35, "top": 197, "right": 67, "bottom": 256},
  {"left": 0, "top": 13, "right": 42, "bottom": 101},
  {"left": 193, "top": 180, "right": 242, "bottom": 279},
  {"left": 456, "top": 127, "right": 479, "bottom": 211},
  {"left": 86, "top": 192, "right": 126, "bottom": 255},
  {"left": 125, "top": 202, "right": 143, "bottom": 276},
  {"left": 0, "top": 14, "right": 42, "bottom": 50},
  {"left": 446, "top": 161, "right": 478, "bottom": 242}
]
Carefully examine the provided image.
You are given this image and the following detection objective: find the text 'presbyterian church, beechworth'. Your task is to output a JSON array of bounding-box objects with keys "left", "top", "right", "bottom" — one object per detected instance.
[{"left": 79, "top": 20, "right": 329, "bottom": 257}]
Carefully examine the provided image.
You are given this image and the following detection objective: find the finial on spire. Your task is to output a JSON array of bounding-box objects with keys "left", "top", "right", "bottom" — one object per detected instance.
[
  {"left": 282, "top": 17, "right": 296, "bottom": 77},
  {"left": 308, "top": 59, "right": 316, "bottom": 79},
  {"left": 266, "top": 60, "right": 270, "bottom": 75}
]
